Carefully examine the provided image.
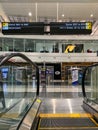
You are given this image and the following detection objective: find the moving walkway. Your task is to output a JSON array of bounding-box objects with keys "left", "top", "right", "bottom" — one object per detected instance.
[{"left": 0, "top": 53, "right": 97, "bottom": 130}]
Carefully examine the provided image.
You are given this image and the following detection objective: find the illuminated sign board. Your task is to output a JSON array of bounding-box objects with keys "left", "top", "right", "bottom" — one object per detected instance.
[
  {"left": 2, "top": 22, "right": 92, "bottom": 35},
  {"left": 50, "top": 22, "right": 92, "bottom": 35},
  {"left": 2, "top": 22, "right": 44, "bottom": 35}
]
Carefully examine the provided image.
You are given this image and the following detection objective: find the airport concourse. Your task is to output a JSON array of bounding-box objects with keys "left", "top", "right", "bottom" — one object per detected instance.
[{"left": 0, "top": 0, "right": 98, "bottom": 130}]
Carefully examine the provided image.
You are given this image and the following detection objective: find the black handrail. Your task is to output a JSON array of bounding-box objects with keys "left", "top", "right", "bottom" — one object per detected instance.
[
  {"left": 0, "top": 52, "right": 40, "bottom": 96},
  {"left": 82, "top": 63, "right": 98, "bottom": 99},
  {"left": 82, "top": 66, "right": 88, "bottom": 98}
]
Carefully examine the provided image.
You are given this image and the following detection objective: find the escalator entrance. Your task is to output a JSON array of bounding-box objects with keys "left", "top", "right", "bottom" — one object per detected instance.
[
  {"left": 31, "top": 98, "right": 98, "bottom": 130},
  {"left": 38, "top": 113, "right": 98, "bottom": 130}
]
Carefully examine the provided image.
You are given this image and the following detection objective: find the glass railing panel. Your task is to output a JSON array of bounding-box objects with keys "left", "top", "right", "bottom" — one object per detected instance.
[
  {"left": 84, "top": 65, "right": 98, "bottom": 103},
  {"left": 0, "top": 53, "right": 38, "bottom": 130},
  {"left": 0, "top": 98, "right": 34, "bottom": 130}
]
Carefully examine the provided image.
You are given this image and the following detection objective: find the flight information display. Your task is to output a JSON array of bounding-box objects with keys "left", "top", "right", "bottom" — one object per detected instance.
[
  {"left": 2, "top": 22, "right": 92, "bottom": 35},
  {"left": 2, "top": 22, "right": 44, "bottom": 35},
  {"left": 50, "top": 22, "right": 92, "bottom": 35}
]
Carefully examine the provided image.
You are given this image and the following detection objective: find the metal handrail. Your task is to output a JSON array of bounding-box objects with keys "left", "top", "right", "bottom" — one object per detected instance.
[{"left": 0, "top": 52, "right": 40, "bottom": 96}]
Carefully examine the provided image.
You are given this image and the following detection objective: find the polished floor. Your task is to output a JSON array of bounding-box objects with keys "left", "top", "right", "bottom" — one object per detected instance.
[
  {"left": 39, "top": 98, "right": 85, "bottom": 114},
  {"left": 0, "top": 83, "right": 91, "bottom": 113},
  {"left": 38, "top": 84, "right": 85, "bottom": 113},
  {"left": 1, "top": 83, "right": 91, "bottom": 99},
  {"left": 2, "top": 84, "right": 85, "bottom": 98},
  {"left": 39, "top": 83, "right": 92, "bottom": 98}
]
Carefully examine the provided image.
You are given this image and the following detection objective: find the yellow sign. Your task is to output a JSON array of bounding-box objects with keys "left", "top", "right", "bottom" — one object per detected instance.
[
  {"left": 2, "top": 22, "right": 8, "bottom": 30},
  {"left": 64, "top": 45, "right": 76, "bottom": 53},
  {"left": 3, "top": 22, "right": 8, "bottom": 26},
  {"left": 86, "top": 22, "right": 92, "bottom": 30},
  {"left": 37, "top": 99, "right": 41, "bottom": 103}
]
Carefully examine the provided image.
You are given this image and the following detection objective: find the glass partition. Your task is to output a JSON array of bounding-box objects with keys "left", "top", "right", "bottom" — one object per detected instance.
[
  {"left": 0, "top": 38, "right": 98, "bottom": 53},
  {"left": 83, "top": 64, "right": 98, "bottom": 103},
  {"left": 2, "top": 38, "right": 13, "bottom": 51},
  {"left": 0, "top": 53, "right": 38, "bottom": 130},
  {"left": 14, "top": 39, "right": 24, "bottom": 52}
]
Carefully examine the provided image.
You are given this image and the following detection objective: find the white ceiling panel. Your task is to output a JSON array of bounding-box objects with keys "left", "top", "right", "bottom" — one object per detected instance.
[
  {"left": 1, "top": 3, "right": 36, "bottom": 16},
  {"left": 37, "top": 3, "right": 57, "bottom": 18},
  {"left": 0, "top": 1, "right": 98, "bottom": 22},
  {"left": 0, "top": 0, "right": 98, "bottom": 3}
]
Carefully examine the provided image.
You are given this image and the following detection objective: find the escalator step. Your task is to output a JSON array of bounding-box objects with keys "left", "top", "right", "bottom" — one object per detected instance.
[
  {"left": 39, "top": 128, "right": 98, "bottom": 130},
  {"left": 38, "top": 117, "right": 98, "bottom": 130}
]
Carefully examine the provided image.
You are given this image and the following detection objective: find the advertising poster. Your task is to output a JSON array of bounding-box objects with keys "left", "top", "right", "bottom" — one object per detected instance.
[{"left": 72, "top": 69, "right": 78, "bottom": 85}]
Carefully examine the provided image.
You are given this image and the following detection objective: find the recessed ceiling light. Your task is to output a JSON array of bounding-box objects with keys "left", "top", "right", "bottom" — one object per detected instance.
[
  {"left": 62, "top": 14, "right": 64, "bottom": 17},
  {"left": 28, "top": 12, "right": 32, "bottom": 16},
  {"left": 90, "top": 14, "right": 93, "bottom": 17}
]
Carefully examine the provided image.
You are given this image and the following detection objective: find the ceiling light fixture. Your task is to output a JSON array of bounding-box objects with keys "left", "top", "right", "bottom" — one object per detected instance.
[
  {"left": 62, "top": 14, "right": 64, "bottom": 17},
  {"left": 28, "top": 12, "right": 32, "bottom": 16},
  {"left": 90, "top": 14, "right": 93, "bottom": 17}
]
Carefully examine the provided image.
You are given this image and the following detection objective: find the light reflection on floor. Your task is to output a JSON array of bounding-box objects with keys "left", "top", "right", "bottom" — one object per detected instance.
[{"left": 0, "top": 82, "right": 92, "bottom": 111}]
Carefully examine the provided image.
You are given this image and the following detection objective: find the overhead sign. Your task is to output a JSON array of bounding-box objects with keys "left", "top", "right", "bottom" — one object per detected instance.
[
  {"left": 2, "top": 22, "right": 92, "bottom": 35},
  {"left": 50, "top": 22, "right": 92, "bottom": 35},
  {"left": 2, "top": 22, "right": 44, "bottom": 35}
]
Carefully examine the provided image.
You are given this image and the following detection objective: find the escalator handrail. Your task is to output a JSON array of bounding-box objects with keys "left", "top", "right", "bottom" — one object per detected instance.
[
  {"left": 82, "top": 63, "right": 98, "bottom": 99},
  {"left": 0, "top": 52, "right": 38, "bottom": 68},
  {"left": 0, "top": 52, "right": 40, "bottom": 96}
]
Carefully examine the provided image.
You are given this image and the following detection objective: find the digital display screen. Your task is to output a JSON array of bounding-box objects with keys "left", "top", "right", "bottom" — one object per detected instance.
[
  {"left": 2, "top": 22, "right": 44, "bottom": 35},
  {"left": 50, "top": 22, "right": 92, "bottom": 35},
  {"left": 2, "top": 22, "right": 92, "bottom": 35}
]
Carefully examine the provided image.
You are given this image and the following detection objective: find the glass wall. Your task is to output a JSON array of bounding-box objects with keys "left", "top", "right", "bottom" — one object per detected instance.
[{"left": 0, "top": 37, "right": 98, "bottom": 53}]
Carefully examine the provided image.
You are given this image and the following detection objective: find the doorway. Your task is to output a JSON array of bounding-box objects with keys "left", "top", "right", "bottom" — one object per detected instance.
[{"left": 39, "top": 65, "right": 54, "bottom": 87}]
